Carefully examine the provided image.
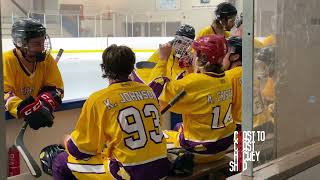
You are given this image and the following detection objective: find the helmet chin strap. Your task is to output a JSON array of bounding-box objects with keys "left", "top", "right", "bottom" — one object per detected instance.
[
  {"left": 20, "top": 48, "right": 46, "bottom": 62},
  {"left": 34, "top": 52, "right": 47, "bottom": 62}
]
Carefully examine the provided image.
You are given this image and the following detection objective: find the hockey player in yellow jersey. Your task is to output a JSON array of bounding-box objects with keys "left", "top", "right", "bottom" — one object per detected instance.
[
  {"left": 196, "top": 2, "right": 237, "bottom": 40},
  {"left": 133, "top": 24, "right": 195, "bottom": 84},
  {"left": 149, "top": 35, "right": 236, "bottom": 163},
  {"left": 3, "top": 18, "right": 63, "bottom": 130},
  {"left": 254, "top": 47, "right": 275, "bottom": 128},
  {"left": 51, "top": 45, "right": 170, "bottom": 180},
  {"left": 223, "top": 36, "right": 243, "bottom": 131}
]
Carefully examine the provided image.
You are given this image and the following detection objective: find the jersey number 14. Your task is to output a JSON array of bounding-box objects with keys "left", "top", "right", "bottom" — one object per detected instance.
[{"left": 211, "top": 104, "right": 233, "bottom": 129}]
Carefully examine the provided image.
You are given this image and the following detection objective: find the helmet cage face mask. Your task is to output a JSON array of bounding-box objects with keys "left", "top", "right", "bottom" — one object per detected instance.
[
  {"left": 16, "top": 34, "right": 52, "bottom": 62},
  {"left": 172, "top": 35, "right": 194, "bottom": 68},
  {"left": 38, "top": 34, "right": 52, "bottom": 61},
  {"left": 12, "top": 18, "right": 51, "bottom": 62}
]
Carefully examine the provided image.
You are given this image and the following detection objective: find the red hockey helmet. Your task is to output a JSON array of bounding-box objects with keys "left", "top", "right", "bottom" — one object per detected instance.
[{"left": 192, "top": 35, "right": 227, "bottom": 64}]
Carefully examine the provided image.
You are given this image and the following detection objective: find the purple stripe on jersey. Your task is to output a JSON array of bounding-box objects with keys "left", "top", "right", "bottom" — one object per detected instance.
[
  {"left": 4, "top": 92, "right": 15, "bottom": 105},
  {"left": 204, "top": 72, "right": 225, "bottom": 78},
  {"left": 67, "top": 138, "right": 93, "bottom": 160},
  {"left": 131, "top": 71, "right": 144, "bottom": 84},
  {"left": 176, "top": 71, "right": 186, "bottom": 80},
  {"left": 149, "top": 77, "right": 170, "bottom": 98},
  {"left": 108, "top": 159, "right": 124, "bottom": 180},
  {"left": 52, "top": 151, "right": 77, "bottom": 180},
  {"left": 109, "top": 158, "right": 170, "bottom": 180},
  {"left": 179, "top": 130, "right": 233, "bottom": 155},
  {"left": 174, "top": 122, "right": 183, "bottom": 131}
]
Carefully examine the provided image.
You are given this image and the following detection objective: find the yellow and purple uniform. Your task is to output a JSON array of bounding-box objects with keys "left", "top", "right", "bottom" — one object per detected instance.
[
  {"left": 149, "top": 61, "right": 236, "bottom": 163},
  {"left": 254, "top": 77, "right": 275, "bottom": 128},
  {"left": 196, "top": 26, "right": 231, "bottom": 40},
  {"left": 134, "top": 50, "right": 188, "bottom": 84},
  {"left": 3, "top": 49, "right": 63, "bottom": 118},
  {"left": 226, "top": 66, "right": 242, "bottom": 130},
  {"left": 65, "top": 81, "right": 170, "bottom": 179}
]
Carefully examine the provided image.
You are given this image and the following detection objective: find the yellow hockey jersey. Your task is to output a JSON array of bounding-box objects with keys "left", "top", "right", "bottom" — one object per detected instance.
[
  {"left": 134, "top": 50, "right": 188, "bottom": 84},
  {"left": 155, "top": 71, "right": 236, "bottom": 142},
  {"left": 3, "top": 49, "right": 63, "bottom": 118},
  {"left": 226, "top": 66, "right": 242, "bottom": 125},
  {"left": 70, "top": 81, "right": 168, "bottom": 166},
  {"left": 196, "top": 26, "right": 231, "bottom": 40}
]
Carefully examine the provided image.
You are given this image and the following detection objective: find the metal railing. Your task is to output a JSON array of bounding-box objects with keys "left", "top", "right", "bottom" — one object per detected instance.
[{"left": 4, "top": 11, "right": 182, "bottom": 38}]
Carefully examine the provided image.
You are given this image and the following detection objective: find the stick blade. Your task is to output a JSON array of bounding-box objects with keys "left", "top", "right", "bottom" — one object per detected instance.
[
  {"left": 15, "top": 122, "right": 42, "bottom": 177},
  {"left": 136, "top": 61, "right": 156, "bottom": 69}
]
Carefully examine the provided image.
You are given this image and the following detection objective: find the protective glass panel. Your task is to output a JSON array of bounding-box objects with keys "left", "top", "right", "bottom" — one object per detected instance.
[{"left": 252, "top": 0, "right": 320, "bottom": 169}]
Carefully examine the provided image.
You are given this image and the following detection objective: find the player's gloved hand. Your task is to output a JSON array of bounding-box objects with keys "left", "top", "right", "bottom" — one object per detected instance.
[
  {"left": 17, "top": 96, "right": 54, "bottom": 130},
  {"left": 37, "top": 89, "right": 62, "bottom": 112}
]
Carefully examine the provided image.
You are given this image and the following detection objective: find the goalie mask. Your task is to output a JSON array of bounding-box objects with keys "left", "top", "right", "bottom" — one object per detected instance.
[
  {"left": 172, "top": 36, "right": 194, "bottom": 68},
  {"left": 12, "top": 18, "right": 51, "bottom": 62},
  {"left": 171, "top": 24, "right": 195, "bottom": 68}
]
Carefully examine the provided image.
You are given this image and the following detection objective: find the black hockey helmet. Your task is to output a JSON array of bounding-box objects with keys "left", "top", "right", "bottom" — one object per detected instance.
[
  {"left": 12, "top": 18, "right": 46, "bottom": 47},
  {"left": 175, "top": 24, "right": 195, "bottom": 40},
  {"left": 39, "top": 144, "right": 65, "bottom": 176},
  {"left": 257, "top": 46, "right": 275, "bottom": 65},
  {"left": 227, "top": 36, "right": 242, "bottom": 56},
  {"left": 11, "top": 18, "right": 51, "bottom": 62},
  {"left": 215, "top": 2, "right": 237, "bottom": 21}
]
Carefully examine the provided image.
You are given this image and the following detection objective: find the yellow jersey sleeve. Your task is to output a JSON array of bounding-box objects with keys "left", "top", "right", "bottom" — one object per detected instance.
[
  {"left": 3, "top": 51, "right": 22, "bottom": 118},
  {"left": 226, "top": 67, "right": 242, "bottom": 125},
  {"left": 134, "top": 51, "right": 161, "bottom": 83},
  {"left": 3, "top": 51, "right": 64, "bottom": 118},
  {"left": 147, "top": 50, "right": 160, "bottom": 63},
  {"left": 135, "top": 50, "right": 187, "bottom": 84},
  {"left": 149, "top": 60, "right": 168, "bottom": 82}
]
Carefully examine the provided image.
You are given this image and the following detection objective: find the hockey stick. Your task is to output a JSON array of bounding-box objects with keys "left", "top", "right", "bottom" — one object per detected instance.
[
  {"left": 136, "top": 61, "right": 156, "bottom": 69},
  {"left": 15, "top": 122, "right": 42, "bottom": 177},
  {"left": 15, "top": 49, "right": 64, "bottom": 178},
  {"left": 55, "top": 49, "right": 64, "bottom": 63},
  {"left": 161, "top": 89, "right": 186, "bottom": 115}
]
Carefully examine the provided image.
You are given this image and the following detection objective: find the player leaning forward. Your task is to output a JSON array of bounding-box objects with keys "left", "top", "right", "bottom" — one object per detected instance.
[
  {"left": 51, "top": 45, "right": 170, "bottom": 179},
  {"left": 4, "top": 18, "right": 63, "bottom": 130},
  {"left": 149, "top": 35, "right": 236, "bottom": 163}
]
